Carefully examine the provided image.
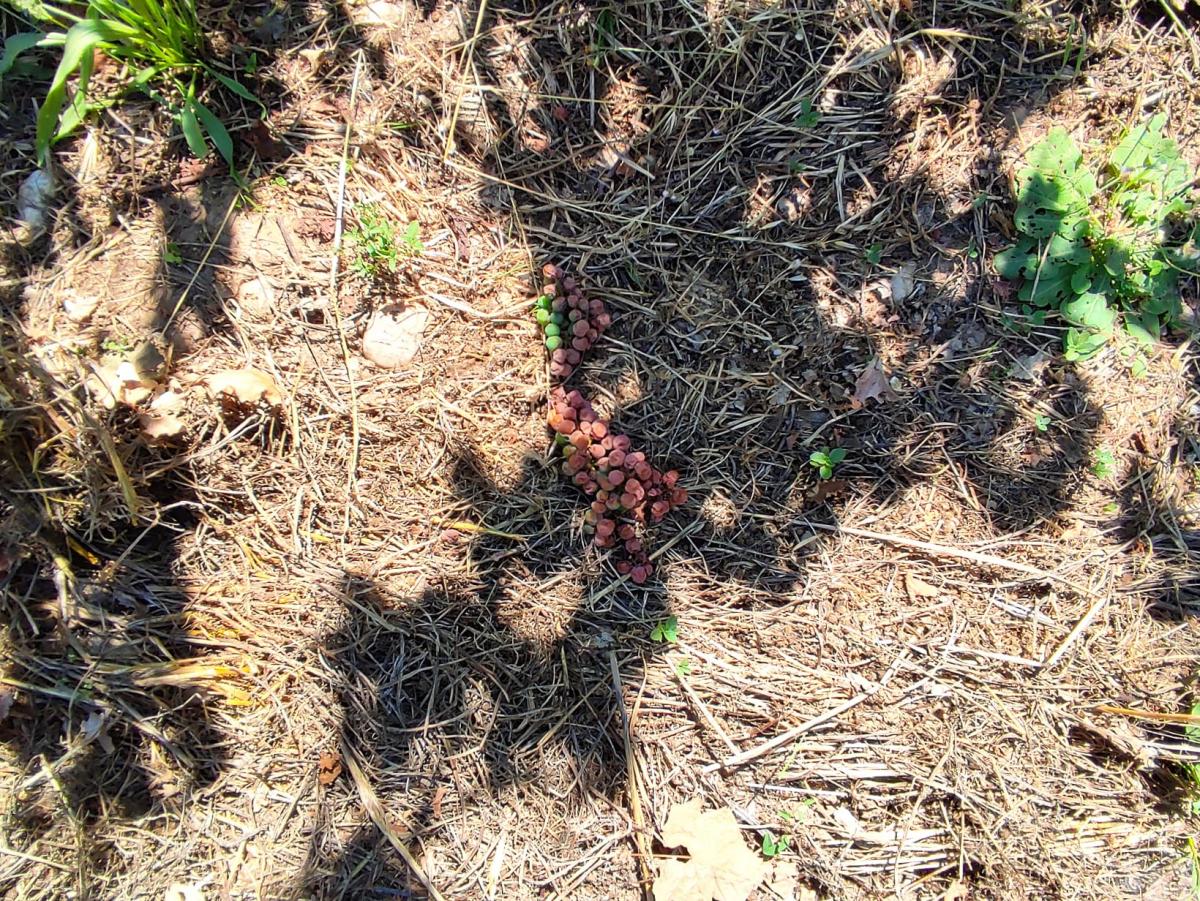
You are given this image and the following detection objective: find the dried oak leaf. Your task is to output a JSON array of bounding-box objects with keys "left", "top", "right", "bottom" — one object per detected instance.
[
  {"left": 317, "top": 750, "right": 342, "bottom": 785},
  {"left": 206, "top": 368, "right": 282, "bottom": 408},
  {"left": 653, "top": 799, "right": 769, "bottom": 901},
  {"left": 851, "top": 358, "right": 899, "bottom": 409}
]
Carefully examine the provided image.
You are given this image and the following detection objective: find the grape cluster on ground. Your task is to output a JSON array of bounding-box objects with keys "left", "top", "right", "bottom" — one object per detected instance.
[{"left": 539, "top": 265, "right": 687, "bottom": 584}]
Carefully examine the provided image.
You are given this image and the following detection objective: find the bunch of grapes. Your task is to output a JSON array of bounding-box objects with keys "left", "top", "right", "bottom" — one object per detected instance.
[
  {"left": 548, "top": 387, "right": 687, "bottom": 584},
  {"left": 534, "top": 263, "right": 612, "bottom": 379}
]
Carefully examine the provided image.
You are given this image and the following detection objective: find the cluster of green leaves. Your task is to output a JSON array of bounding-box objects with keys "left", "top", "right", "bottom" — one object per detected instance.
[
  {"left": 995, "top": 117, "right": 1200, "bottom": 361},
  {"left": 348, "top": 205, "right": 422, "bottom": 279},
  {"left": 808, "top": 447, "right": 846, "bottom": 480},
  {"left": 4, "top": 0, "right": 258, "bottom": 167},
  {"left": 650, "top": 614, "right": 678, "bottom": 643}
]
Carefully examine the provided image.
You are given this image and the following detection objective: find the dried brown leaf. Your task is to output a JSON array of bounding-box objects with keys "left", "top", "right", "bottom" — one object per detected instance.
[
  {"left": 851, "top": 358, "right": 899, "bottom": 408},
  {"left": 318, "top": 750, "right": 343, "bottom": 786},
  {"left": 904, "top": 573, "right": 940, "bottom": 599},
  {"left": 654, "top": 799, "right": 769, "bottom": 901},
  {"left": 206, "top": 368, "right": 283, "bottom": 408}
]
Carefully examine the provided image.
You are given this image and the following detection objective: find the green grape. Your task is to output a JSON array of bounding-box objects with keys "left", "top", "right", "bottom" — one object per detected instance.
[
  {"left": 551, "top": 312, "right": 565, "bottom": 326},
  {"left": 535, "top": 308, "right": 551, "bottom": 325},
  {"left": 546, "top": 336, "right": 562, "bottom": 350},
  {"left": 544, "top": 323, "right": 561, "bottom": 337},
  {"left": 536, "top": 295, "right": 552, "bottom": 310}
]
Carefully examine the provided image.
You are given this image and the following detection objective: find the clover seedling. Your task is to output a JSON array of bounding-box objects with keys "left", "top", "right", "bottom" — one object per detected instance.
[
  {"left": 651, "top": 615, "right": 678, "bottom": 643},
  {"left": 761, "top": 830, "right": 791, "bottom": 858},
  {"left": 1091, "top": 447, "right": 1116, "bottom": 478},
  {"left": 809, "top": 447, "right": 847, "bottom": 480},
  {"left": 793, "top": 98, "right": 820, "bottom": 129}
]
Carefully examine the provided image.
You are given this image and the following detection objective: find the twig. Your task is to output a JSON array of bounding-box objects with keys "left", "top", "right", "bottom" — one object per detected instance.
[
  {"left": 705, "top": 651, "right": 908, "bottom": 772},
  {"left": 608, "top": 650, "right": 653, "bottom": 899},
  {"left": 329, "top": 51, "right": 365, "bottom": 531},
  {"left": 807, "top": 522, "right": 1103, "bottom": 598},
  {"left": 340, "top": 737, "right": 446, "bottom": 901},
  {"left": 1039, "top": 594, "right": 1111, "bottom": 672}
]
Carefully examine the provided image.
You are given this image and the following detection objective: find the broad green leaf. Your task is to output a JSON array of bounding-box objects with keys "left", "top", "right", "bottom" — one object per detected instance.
[
  {"left": 1124, "top": 312, "right": 1159, "bottom": 347},
  {"left": 179, "top": 101, "right": 208, "bottom": 158},
  {"left": 1061, "top": 292, "right": 1116, "bottom": 333},
  {"left": 1070, "top": 265, "right": 1093, "bottom": 294},
  {"left": 1018, "top": 265, "right": 1078, "bottom": 308},
  {"left": 1026, "top": 128, "right": 1086, "bottom": 181},
  {"left": 1063, "top": 328, "right": 1108, "bottom": 360},
  {"left": 994, "top": 243, "right": 1034, "bottom": 280},
  {"left": 192, "top": 99, "right": 233, "bottom": 166},
  {"left": 0, "top": 32, "right": 47, "bottom": 83},
  {"left": 828, "top": 448, "right": 847, "bottom": 465},
  {"left": 1110, "top": 114, "right": 1167, "bottom": 174}
]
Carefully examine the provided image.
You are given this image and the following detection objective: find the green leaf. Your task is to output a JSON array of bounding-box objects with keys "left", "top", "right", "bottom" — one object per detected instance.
[
  {"left": 1186, "top": 702, "right": 1200, "bottom": 744},
  {"left": 1060, "top": 292, "right": 1116, "bottom": 333},
  {"left": 994, "top": 243, "right": 1034, "bottom": 280},
  {"left": 1069, "top": 265, "right": 1093, "bottom": 294},
  {"left": 0, "top": 32, "right": 47, "bottom": 83},
  {"left": 1026, "top": 128, "right": 1087, "bottom": 181},
  {"left": 210, "top": 69, "right": 263, "bottom": 108},
  {"left": 35, "top": 18, "right": 135, "bottom": 162},
  {"left": 1124, "top": 312, "right": 1158, "bottom": 347},
  {"left": 192, "top": 99, "right": 233, "bottom": 165},
  {"left": 1063, "top": 328, "right": 1108, "bottom": 361},
  {"left": 1018, "top": 266, "right": 1077, "bottom": 309},
  {"left": 653, "top": 615, "right": 679, "bottom": 643},
  {"left": 828, "top": 448, "right": 847, "bottom": 465},
  {"left": 1109, "top": 114, "right": 1167, "bottom": 174},
  {"left": 179, "top": 100, "right": 208, "bottom": 158},
  {"left": 866, "top": 243, "right": 882, "bottom": 265}
]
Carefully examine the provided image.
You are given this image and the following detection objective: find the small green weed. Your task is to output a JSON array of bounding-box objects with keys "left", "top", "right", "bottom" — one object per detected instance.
[
  {"left": 809, "top": 447, "right": 846, "bottom": 480},
  {"left": 865, "top": 243, "right": 883, "bottom": 266},
  {"left": 761, "top": 831, "right": 790, "bottom": 858},
  {"left": 1184, "top": 701, "right": 1200, "bottom": 817},
  {"left": 163, "top": 242, "right": 182, "bottom": 264},
  {"left": 1035, "top": 414, "right": 1051, "bottom": 432},
  {"left": 1090, "top": 447, "right": 1116, "bottom": 478},
  {"left": 348, "top": 205, "right": 422, "bottom": 279},
  {"left": 651, "top": 615, "right": 678, "bottom": 643},
  {"left": 101, "top": 335, "right": 133, "bottom": 354},
  {"left": 9, "top": 0, "right": 260, "bottom": 167},
  {"left": 587, "top": 7, "right": 617, "bottom": 67},
  {"left": 673, "top": 657, "right": 692, "bottom": 677},
  {"left": 793, "top": 97, "right": 820, "bottom": 129},
  {"left": 995, "top": 117, "right": 1200, "bottom": 361}
]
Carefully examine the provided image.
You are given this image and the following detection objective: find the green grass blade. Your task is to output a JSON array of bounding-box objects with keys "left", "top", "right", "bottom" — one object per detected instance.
[
  {"left": 56, "top": 40, "right": 95, "bottom": 139},
  {"left": 179, "top": 99, "right": 208, "bottom": 158},
  {"left": 209, "top": 70, "right": 262, "bottom": 108},
  {"left": 0, "top": 32, "right": 46, "bottom": 84},
  {"left": 35, "top": 18, "right": 133, "bottom": 163},
  {"left": 192, "top": 100, "right": 233, "bottom": 166}
]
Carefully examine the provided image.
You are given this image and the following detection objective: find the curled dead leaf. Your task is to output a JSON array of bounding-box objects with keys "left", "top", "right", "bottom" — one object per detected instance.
[
  {"left": 318, "top": 750, "right": 343, "bottom": 786},
  {"left": 851, "top": 358, "right": 899, "bottom": 409},
  {"left": 903, "top": 573, "right": 940, "bottom": 599},
  {"left": 206, "top": 368, "right": 283, "bottom": 408},
  {"left": 139, "top": 410, "right": 186, "bottom": 442},
  {"left": 654, "top": 799, "right": 769, "bottom": 901}
]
